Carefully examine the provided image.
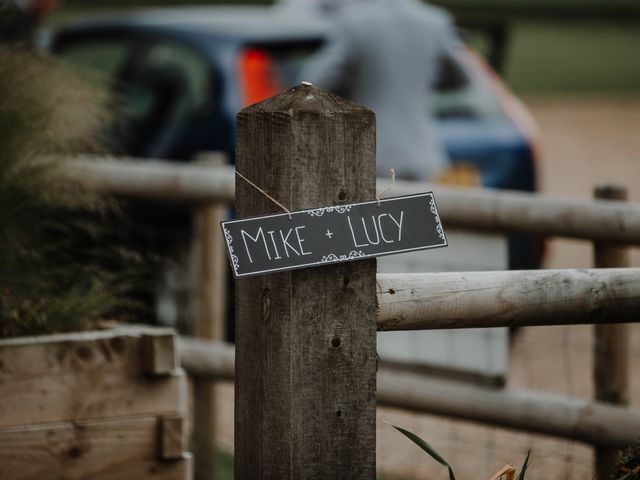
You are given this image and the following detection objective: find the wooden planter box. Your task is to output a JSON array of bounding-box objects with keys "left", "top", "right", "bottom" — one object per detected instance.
[{"left": 0, "top": 325, "right": 191, "bottom": 480}]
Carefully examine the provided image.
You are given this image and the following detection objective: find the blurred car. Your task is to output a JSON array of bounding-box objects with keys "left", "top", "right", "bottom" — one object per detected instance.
[{"left": 47, "top": 5, "right": 541, "bottom": 270}]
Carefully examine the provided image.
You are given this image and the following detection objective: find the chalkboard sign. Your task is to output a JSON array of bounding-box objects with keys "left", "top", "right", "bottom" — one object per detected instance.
[{"left": 221, "top": 192, "right": 447, "bottom": 278}]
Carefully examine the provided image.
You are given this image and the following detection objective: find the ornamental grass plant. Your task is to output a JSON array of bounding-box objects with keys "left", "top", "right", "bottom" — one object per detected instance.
[
  {"left": 391, "top": 422, "right": 640, "bottom": 479},
  {"left": 389, "top": 422, "right": 530, "bottom": 480},
  {"left": 0, "top": 46, "right": 141, "bottom": 337}
]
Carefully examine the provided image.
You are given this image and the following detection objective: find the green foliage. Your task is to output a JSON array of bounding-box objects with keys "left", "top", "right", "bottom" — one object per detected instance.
[
  {"left": 515, "top": 451, "right": 530, "bottom": 480},
  {"left": 505, "top": 21, "right": 640, "bottom": 95},
  {"left": 390, "top": 424, "right": 456, "bottom": 480},
  {"left": 390, "top": 422, "right": 530, "bottom": 479},
  {"left": 0, "top": 46, "right": 139, "bottom": 337},
  {"left": 216, "top": 448, "right": 234, "bottom": 479}
]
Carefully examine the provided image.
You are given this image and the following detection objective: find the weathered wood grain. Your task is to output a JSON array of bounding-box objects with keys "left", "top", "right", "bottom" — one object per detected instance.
[
  {"left": 0, "top": 326, "right": 186, "bottom": 428},
  {"left": 234, "top": 84, "right": 377, "bottom": 479},
  {"left": 0, "top": 416, "right": 192, "bottom": 480},
  {"left": 377, "top": 268, "right": 640, "bottom": 331}
]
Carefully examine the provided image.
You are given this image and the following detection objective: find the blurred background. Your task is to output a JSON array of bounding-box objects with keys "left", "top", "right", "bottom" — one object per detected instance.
[
  {"left": 44, "top": 0, "right": 640, "bottom": 268},
  {"left": 3, "top": 0, "right": 640, "bottom": 478}
]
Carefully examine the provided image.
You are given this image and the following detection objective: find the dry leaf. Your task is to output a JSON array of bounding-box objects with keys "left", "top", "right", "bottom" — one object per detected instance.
[{"left": 488, "top": 464, "right": 516, "bottom": 480}]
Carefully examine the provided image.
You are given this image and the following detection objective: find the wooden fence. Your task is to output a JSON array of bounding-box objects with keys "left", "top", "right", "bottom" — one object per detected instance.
[
  {"left": 67, "top": 157, "right": 640, "bottom": 243},
  {"left": 61, "top": 90, "right": 640, "bottom": 478},
  {"left": 178, "top": 335, "right": 640, "bottom": 449}
]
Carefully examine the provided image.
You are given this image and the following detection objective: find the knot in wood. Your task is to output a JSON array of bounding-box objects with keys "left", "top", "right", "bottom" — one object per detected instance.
[{"left": 261, "top": 288, "right": 271, "bottom": 322}]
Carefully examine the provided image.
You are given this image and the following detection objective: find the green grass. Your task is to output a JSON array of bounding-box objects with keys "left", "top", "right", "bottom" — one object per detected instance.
[
  {"left": 215, "top": 449, "right": 234, "bottom": 480},
  {"left": 505, "top": 20, "right": 640, "bottom": 95}
]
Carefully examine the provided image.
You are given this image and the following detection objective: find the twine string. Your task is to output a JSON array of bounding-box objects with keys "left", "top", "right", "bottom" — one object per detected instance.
[
  {"left": 376, "top": 168, "right": 396, "bottom": 206},
  {"left": 237, "top": 168, "right": 395, "bottom": 216},
  {"left": 236, "top": 171, "right": 292, "bottom": 219}
]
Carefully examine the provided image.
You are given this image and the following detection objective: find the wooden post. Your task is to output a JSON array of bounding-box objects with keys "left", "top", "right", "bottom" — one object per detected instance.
[
  {"left": 234, "top": 84, "right": 377, "bottom": 478},
  {"left": 593, "top": 185, "right": 630, "bottom": 480},
  {"left": 190, "top": 152, "right": 229, "bottom": 480}
]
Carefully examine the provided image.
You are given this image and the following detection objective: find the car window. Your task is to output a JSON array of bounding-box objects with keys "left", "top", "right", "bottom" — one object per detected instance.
[
  {"left": 115, "top": 40, "right": 213, "bottom": 157},
  {"left": 56, "top": 34, "right": 216, "bottom": 158},
  {"left": 118, "top": 40, "right": 211, "bottom": 126},
  {"left": 142, "top": 41, "right": 210, "bottom": 109}
]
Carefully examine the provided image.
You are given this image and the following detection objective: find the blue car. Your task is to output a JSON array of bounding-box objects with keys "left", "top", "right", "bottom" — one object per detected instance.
[{"left": 49, "top": 5, "right": 541, "bottom": 268}]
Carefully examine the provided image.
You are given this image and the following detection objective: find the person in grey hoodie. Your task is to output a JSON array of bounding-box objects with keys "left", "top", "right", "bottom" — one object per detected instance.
[{"left": 299, "top": 0, "right": 460, "bottom": 181}]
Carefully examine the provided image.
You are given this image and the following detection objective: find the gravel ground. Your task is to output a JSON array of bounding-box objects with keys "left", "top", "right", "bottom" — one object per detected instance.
[{"left": 205, "top": 97, "right": 640, "bottom": 480}]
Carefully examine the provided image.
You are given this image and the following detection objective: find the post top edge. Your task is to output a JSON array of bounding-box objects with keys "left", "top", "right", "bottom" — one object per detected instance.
[{"left": 237, "top": 83, "right": 373, "bottom": 114}]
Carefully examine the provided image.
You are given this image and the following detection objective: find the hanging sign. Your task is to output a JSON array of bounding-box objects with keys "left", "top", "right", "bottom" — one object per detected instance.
[{"left": 221, "top": 192, "right": 447, "bottom": 278}]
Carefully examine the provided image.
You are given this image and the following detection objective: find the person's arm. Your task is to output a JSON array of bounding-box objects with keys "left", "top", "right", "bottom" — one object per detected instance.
[{"left": 299, "top": 25, "right": 356, "bottom": 95}]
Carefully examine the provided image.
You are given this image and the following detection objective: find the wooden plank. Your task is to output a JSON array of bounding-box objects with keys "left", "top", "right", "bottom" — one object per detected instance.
[
  {"left": 376, "top": 268, "right": 640, "bottom": 330},
  {"left": 593, "top": 185, "right": 631, "bottom": 479},
  {"left": 234, "top": 83, "right": 377, "bottom": 478},
  {"left": 0, "top": 416, "right": 192, "bottom": 480},
  {"left": 0, "top": 324, "right": 175, "bottom": 348},
  {"left": 141, "top": 333, "right": 178, "bottom": 376},
  {"left": 0, "top": 326, "right": 186, "bottom": 428},
  {"left": 160, "top": 415, "right": 187, "bottom": 460}
]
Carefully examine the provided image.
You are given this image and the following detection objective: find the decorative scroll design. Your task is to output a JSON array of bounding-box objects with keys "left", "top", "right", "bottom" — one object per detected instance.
[
  {"left": 223, "top": 226, "right": 240, "bottom": 274},
  {"left": 320, "top": 250, "right": 366, "bottom": 263},
  {"left": 429, "top": 196, "right": 446, "bottom": 241},
  {"left": 307, "top": 205, "right": 352, "bottom": 217}
]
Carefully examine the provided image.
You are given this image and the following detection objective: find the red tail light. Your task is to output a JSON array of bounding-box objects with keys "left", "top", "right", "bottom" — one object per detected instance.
[{"left": 238, "top": 48, "right": 281, "bottom": 106}]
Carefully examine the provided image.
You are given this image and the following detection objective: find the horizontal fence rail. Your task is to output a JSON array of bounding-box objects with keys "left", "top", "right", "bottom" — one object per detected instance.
[
  {"left": 178, "top": 336, "right": 235, "bottom": 381},
  {"left": 64, "top": 156, "right": 234, "bottom": 203},
  {"left": 387, "top": 179, "right": 640, "bottom": 244},
  {"left": 377, "top": 268, "right": 640, "bottom": 331},
  {"left": 64, "top": 157, "right": 640, "bottom": 243},
  {"left": 177, "top": 337, "right": 640, "bottom": 448},
  {"left": 376, "top": 369, "right": 640, "bottom": 448}
]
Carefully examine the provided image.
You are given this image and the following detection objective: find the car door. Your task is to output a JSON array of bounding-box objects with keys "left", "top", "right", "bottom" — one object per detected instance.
[{"left": 54, "top": 29, "right": 224, "bottom": 160}]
